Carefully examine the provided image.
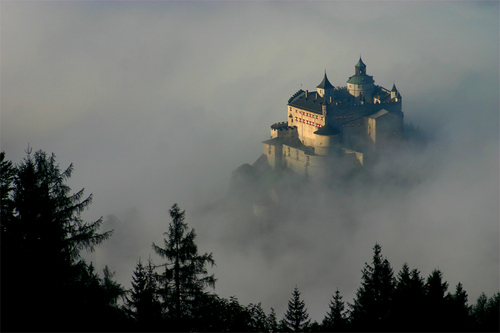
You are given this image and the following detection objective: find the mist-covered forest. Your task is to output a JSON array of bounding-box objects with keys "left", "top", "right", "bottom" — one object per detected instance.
[
  {"left": 1, "top": 149, "right": 498, "bottom": 332},
  {"left": 1, "top": 2, "right": 499, "bottom": 332}
]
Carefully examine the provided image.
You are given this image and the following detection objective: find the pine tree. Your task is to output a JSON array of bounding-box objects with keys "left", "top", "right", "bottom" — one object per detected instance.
[
  {"left": 1, "top": 149, "right": 112, "bottom": 331},
  {"left": 126, "top": 258, "right": 162, "bottom": 328},
  {"left": 423, "top": 269, "right": 449, "bottom": 330},
  {"left": 391, "top": 263, "right": 426, "bottom": 330},
  {"left": 322, "top": 289, "right": 346, "bottom": 331},
  {"left": 152, "top": 203, "right": 216, "bottom": 324},
  {"left": 447, "top": 282, "right": 471, "bottom": 331},
  {"left": 470, "top": 292, "right": 499, "bottom": 332},
  {"left": 267, "top": 307, "right": 279, "bottom": 333},
  {"left": 283, "top": 286, "right": 311, "bottom": 332},
  {"left": 0, "top": 152, "right": 16, "bottom": 236},
  {"left": 350, "top": 243, "right": 395, "bottom": 331}
]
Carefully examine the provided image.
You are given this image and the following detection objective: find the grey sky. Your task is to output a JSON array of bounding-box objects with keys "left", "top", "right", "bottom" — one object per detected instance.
[{"left": 1, "top": 1, "right": 498, "bottom": 322}]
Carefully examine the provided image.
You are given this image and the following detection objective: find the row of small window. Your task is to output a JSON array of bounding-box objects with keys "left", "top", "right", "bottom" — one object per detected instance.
[
  {"left": 343, "top": 123, "right": 362, "bottom": 127},
  {"left": 290, "top": 108, "right": 323, "bottom": 121},
  {"left": 335, "top": 115, "right": 356, "bottom": 119},
  {"left": 295, "top": 117, "right": 322, "bottom": 128}
]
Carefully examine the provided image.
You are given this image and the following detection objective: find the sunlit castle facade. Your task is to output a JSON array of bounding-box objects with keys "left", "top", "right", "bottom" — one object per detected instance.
[{"left": 262, "top": 57, "right": 403, "bottom": 178}]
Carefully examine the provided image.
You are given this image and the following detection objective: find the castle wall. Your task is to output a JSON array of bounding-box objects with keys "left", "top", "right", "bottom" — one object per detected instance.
[
  {"left": 281, "top": 144, "right": 337, "bottom": 179},
  {"left": 342, "top": 148, "right": 364, "bottom": 166},
  {"left": 264, "top": 62, "right": 404, "bottom": 176},
  {"left": 342, "top": 118, "right": 368, "bottom": 152},
  {"left": 348, "top": 82, "right": 374, "bottom": 99},
  {"left": 288, "top": 106, "right": 325, "bottom": 147},
  {"left": 280, "top": 144, "right": 363, "bottom": 179},
  {"left": 263, "top": 141, "right": 282, "bottom": 170},
  {"left": 271, "top": 122, "right": 298, "bottom": 140},
  {"left": 371, "top": 113, "right": 404, "bottom": 145}
]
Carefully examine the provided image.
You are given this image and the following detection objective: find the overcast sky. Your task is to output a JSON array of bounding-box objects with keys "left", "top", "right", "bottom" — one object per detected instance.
[{"left": 2, "top": 0, "right": 499, "bottom": 322}]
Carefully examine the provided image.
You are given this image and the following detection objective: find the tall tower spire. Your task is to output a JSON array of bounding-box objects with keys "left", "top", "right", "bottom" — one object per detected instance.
[
  {"left": 347, "top": 57, "right": 374, "bottom": 100},
  {"left": 316, "top": 71, "right": 334, "bottom": 98},
  {"left": 355, "top": 56, "right": 366, "bottom": 75}
]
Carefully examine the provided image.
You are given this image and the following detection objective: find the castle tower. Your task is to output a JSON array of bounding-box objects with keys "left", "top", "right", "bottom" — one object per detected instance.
[
  {"left": 391, "top": 83, "right": 401, "bottom": 102},
  {"left": 355, "top": 57, "right": 366, "bottom": 75},
  {"left": 321, "top": 97, "right": 328, "bottom": 120},
  {"left": 347, "top": 57, "right": 375, "bottom": 101},
  {"left": 316, "top": 71, "right": 334, "bottom": 98}
]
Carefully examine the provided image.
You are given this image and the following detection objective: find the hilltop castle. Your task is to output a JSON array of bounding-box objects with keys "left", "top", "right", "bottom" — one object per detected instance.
[{"left": 262, "top": 58, "right": 403, "bottom": 179}]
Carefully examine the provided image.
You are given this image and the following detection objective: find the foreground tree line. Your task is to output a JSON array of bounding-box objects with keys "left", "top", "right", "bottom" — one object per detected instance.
[{"left": 1, "top": 150, "right": 498, "bottom": 332}]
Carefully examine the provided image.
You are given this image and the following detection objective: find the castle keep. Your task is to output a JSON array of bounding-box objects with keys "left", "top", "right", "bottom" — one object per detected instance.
[{"left": 262, "top": 58, "right": 403, "bottom": 178}]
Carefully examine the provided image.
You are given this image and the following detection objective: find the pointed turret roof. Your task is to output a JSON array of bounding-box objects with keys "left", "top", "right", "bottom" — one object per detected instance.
[
  {"left": 391, "top": 83, "right": 397, "bottom": 92},
  {"left": 317, "top": 72, "right": 334, "bottom": 89},
  {"left": 355, "top": 57, "right": 366, "bottom": 68}
]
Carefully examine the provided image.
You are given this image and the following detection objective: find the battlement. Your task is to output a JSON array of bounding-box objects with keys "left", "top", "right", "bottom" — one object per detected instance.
[
  {"left": 264, "top": 59, "right": 403, "bottom": 179},
  {"left": 271, "top": 123, "right": 298, "bottom": 139},
  {"left": 288, "top": 89, "right": 305, "bottom": 103},
  {"left": 271, "top": 122, "right": 294, "bottom": 130}
]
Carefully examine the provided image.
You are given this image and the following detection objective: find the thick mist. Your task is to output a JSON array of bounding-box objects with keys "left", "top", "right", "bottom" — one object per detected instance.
[{"left": 2, "top": 1, "right": 498, "bottom": 322}]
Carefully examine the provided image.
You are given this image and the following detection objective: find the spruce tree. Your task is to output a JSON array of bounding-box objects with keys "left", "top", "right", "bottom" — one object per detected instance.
[
  {"left": 350, "top": 243, "right": 395, "bottom": 331},
  {"left": 391, "top": 263, "right": 426, "bottom": 330},
  {"left": 126, "top": 258, "right": 162, "bottom": 329},
  {"left": 283, "top": 286, "right": 311, "bottom": 332},
  {"left": 447, "top": 282, "right": 471, "bottom": 331},
  {"left": 1, "top": 149, "right": 112, "bottom": 331},
  {"left": 424, "top": 269, "right": 449, "bottom": 330},
  {"left": 152, "top": 203, "right": 216, "bottom": 325},
  {"left": 267, "top": 307, "right": 279, "bottom": 332},
  {"left": 470, "top": 292, "right": 499, "bottom": 332},
  {"left": 322, "top": 289, "right": 347, "bottom": 331}
]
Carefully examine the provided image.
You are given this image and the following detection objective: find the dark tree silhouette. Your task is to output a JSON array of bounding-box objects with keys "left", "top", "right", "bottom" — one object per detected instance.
[
  {"left": 391, "top": 263, "right": 426, "bottom": 330},
  {"left": 322, "top": 289, "right": 347, "bottom": 331},
  {"left": 470, "top": 292, "right": 499, "bottom": 332},
  {"left": 424, "top": 269, "right": 449, "bottom": 330},
  {"left": 350, "top": 243, "right": 395, "bottom": 331},
  {"left": 152, "top": 203, "right": 216, "bottom": 324},
  {"left": 126, "top": 258, "right": 162, "bottom": 328},
  {"left": 283, "top": 286, "right": 311, "bottom": 332},
  {"left": 267, "top": 307, "right": 279, "bottom": 332},
  {"left": 0, "top": 152, "right": 16, "bottom": 234},
  {"left": 1, "top": 150, "right": 114, "bottom": 331}
]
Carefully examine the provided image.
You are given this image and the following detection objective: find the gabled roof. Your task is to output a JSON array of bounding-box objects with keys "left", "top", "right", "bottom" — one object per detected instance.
[{"left": 317, "top": 72, "right": 334, "bottom": 89}]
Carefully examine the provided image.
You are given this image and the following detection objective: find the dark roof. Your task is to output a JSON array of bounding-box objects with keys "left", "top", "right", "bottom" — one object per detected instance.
[
  {"left": 288, "top": 91, "right": 324, "bottom": 114},
  {"left": 262, "top": 137, "right": 282, "bottom": 145},
  {"left": 314, "top": 125, "right": 340, "bottom": 136},
  {"left": 391, "top": 83, "right": 397, "bottom": 92},
  {"left": 356, "top": 57, "right": 366, "bottom": 68},
  {"left": 347, "top": 74, "right": 374, "bottom": 84},
  {"left": 317, "top": 72, "right": 334, "bottom": 89}
]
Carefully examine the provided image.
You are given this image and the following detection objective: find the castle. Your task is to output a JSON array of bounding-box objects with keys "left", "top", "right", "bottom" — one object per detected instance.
[{"left": 262, "top": 57, "right": 404, "bottom": 179}]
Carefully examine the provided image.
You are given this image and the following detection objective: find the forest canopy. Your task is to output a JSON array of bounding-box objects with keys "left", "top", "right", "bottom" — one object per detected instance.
[{"left": 1, "top": 150, "right": 498, "bottom": 332}]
